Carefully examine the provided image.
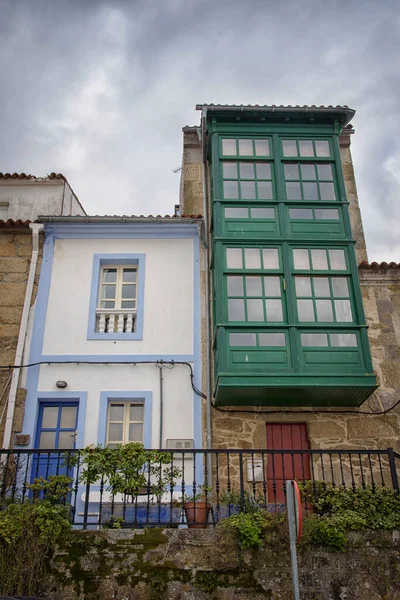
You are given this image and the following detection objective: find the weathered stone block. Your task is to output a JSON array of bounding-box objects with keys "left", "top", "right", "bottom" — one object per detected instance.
[
  {"left": 0, "top": 283, "right": 26, "bottom": 305},
  {"left": 0, "top": 306, "right": 23, "bottom": 324},
  {"left": 0, "top": 257, "right": 28, "bottom": 273},
  {"left": 0, "top": 242, "right": 16, "bottom": 256},
  {"left": 13, "top": 233, "right": 32, "bottom": 245},
  {"left": 347, "top": 416, "right": 399, "bottom": 439},
  {"left": 308, "top": 420, "right": 347, "bottom": 440}
]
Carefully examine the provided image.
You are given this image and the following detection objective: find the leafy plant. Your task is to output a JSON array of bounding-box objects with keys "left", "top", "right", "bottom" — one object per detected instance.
[
  {"left": 69, "top": 442, "right": 182, "bottom": 500},
  {"left": 220, "top": 509, "right": 285, "bottom": 548},
  {"left": 299, "top": 481, "right": 400, "bottom": 551},
  {"left": 184, "top": 484, "right": 212, "bottom": 503},
  {"left": 27, "top": 474, "right": 73, "bottom": 505},
  {"left": 0, "top": 499, "right": 72, "bottom": 595}
]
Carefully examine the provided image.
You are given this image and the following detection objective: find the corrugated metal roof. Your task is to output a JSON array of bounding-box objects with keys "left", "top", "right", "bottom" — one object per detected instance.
[{"left": 359, "top": 261, "right": 400, "bottom": 269}]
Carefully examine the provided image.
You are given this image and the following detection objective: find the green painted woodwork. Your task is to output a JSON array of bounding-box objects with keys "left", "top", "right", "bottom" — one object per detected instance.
[{"left": 207, "top": 112, "right": 377, "bottom": 407}]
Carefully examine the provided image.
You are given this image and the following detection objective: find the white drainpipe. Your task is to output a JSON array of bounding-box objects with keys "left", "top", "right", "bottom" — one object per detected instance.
[{"left": 2, "top": 223, "right": 44, "bottom": 449}]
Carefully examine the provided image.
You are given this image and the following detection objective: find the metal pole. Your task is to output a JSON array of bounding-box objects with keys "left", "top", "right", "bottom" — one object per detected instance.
[
  {"left": 286, "top": 480, "right": 301, "bottom": 600},
  {"left": 388, "top": 447, "right": 399, "bottom": 493}
]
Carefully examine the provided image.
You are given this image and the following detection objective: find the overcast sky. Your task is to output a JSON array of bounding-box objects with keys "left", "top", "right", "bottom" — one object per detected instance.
[{"left": 0, "top": 0, "right": 399, "bottom": 261}]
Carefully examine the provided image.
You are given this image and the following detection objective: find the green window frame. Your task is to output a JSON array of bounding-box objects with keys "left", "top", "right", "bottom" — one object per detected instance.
[
  {"left": 281, "top": 138, "right": 332, "bottom": 158},
  {"left": 292, "top": 247, "right": 348, "bottom": 272},
  {"left": 300, "top": 331, "right": 358, "bottom": 348},
  {"left": 221, "top": 137, "right": 272, "bottom": 158},
  {"left": 227, "top": 274, "right": 285, "bottom": 323},
  {"left": 288, "top": 206, "right": 340, "bottom": 221},
  {"left": 294, "top": 275, "right": 353, "bottom": 323},
  {"left": 284, "top": 162, "right": 336, "bottom": 201},
  {"left": 222, "top": 160, "right": 274, "bottom": 200},
  {"left": 229, "top": 331, "right": 287, "bottom": 347},
  {"left": 224, "top": 206, "right": 276, "bottom": 220}
]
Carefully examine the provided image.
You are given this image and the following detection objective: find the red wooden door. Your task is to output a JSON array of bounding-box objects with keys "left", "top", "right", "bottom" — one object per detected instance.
[{"left": 266, "top": 423, "right": 311, "bottom": 503}]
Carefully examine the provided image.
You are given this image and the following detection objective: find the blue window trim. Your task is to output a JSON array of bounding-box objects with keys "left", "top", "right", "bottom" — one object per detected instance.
[
  {"left": 87, "top": 254, "right": 146, "bottom": 340},
  {"left": 98, "top": 391, "right": 152, "bottom": 448}
]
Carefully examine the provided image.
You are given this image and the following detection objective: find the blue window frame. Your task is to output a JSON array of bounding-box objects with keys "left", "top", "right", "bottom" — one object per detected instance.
[{"left": 87, "top": 254, "right": 146, "bottom": 340}]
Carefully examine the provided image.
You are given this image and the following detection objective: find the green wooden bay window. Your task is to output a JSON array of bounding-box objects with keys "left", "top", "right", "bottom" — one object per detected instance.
[{"left": 207, "top": 111, "right": 377, "bottom": 407}]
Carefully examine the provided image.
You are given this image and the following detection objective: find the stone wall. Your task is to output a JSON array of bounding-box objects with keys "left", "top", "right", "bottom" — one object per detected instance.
[
  {"left": 0, "top": 226, "right": 43, "bottom": 446},
  {"left": 44, "top": 528, "right": 400, "bottom": 599}
]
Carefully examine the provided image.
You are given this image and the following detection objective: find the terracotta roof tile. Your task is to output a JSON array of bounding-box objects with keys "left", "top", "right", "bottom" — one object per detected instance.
[
  {"left": 0, "top": 219, "right": 31, "bottom": 228},
  {"left": 0, "top": 172, "right": 66, "bottom": 181},
  {"left": 359, "top": 261, "right": 400, "bottom": 269}
]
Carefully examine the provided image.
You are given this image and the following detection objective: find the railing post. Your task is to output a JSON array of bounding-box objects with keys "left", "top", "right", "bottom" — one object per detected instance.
[
  {"left": 388, "top": 448, "right": 399, "bottom": 493},
  {"left": 83, "top": 481, "right": 91, "bottom": 529},
  {"left": 239, "top": 453, "right": 245, "bottom": 509}
]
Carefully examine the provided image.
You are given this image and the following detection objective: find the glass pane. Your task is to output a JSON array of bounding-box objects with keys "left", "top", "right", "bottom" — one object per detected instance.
[
  {"left": 60, "top": 406, "right": 77, "bottom": 429},
  {"left": 245, "top": 276, "right": 262, "bottom": 296},
  {"left": 222, "top": 139, "right": 237, "bottom": 155},
  {"left": 223, "top": 181, "right": 239, "bottom": 199},
  {"left": 108, "top": 423, "right": 123, "bottom": 442},
  {"left": 241, "top": 181, "right": 256, "bottom": 199},
  {"left": 247, "top": 299, "right": 264, "bottom": 321},
  {"left": 245, "top": 248, "right": 261, "bottom": 269},
  {"left": 255, "top": 163, "right": 271, "bottom": 179},
  {"left": 257, "top": 182, "right": 273, "bottom": 199},
  {"left": 311, "top": 249, "right": 328, "bottom": 270},
  {"left": 58, "top": 431, "right": 75, "bottom": 449},
  {"left": 317, "top": 164, "right": 333, "bottom": 180},
  {"left": 102, "top": 268, "right": 117, "bottom": 283},
  {"left": 42, "top": 407, "right": 58, "bottom": 429},
  {"left": 329, "top": 249, "right": 346, "bottom": 270},
  {"left": 295, "top": 276, "right": 312, "bottom": 297},
  {"left": 289, "top": 208, "right": 313, "bottom": 219},
  {"left": 284, "top": 164, "right": 299, "bottom": 180},
  {"left": 122, "top": 284, "right": 136, "bottom": 299},
  {"left": 239, "top": 163, "right": 254, "bottom": 179},
  {"left": 238, "top": 139, "right": 253, "bottom": 156},
  {"left": 286, "top": 182, "right": 301, "bottom": 200},
  {"left": 262, "top": 248, "right": 279, "bottom": 269},
  {"left": 297, "top": 299, "right": 315, "bottom": 321},
  {"left": 303, "top": 182, "right": 318, "bottom": 200},
  {"left": 315, "top": 208, "right": 339, "bottom": 220},
  {"left": 315, "top": 140, "right": 330, "bottom": 157},
  {"left": 301, "top": 333, "right": 328, "bottom": 347},
  {"left": 129, "top": 423, "right": 143, "bottom": 442},
  {"left": 316, "top": 299, "right": 334, "bottom": 322},
  {"left": 332, "top": 277, "right": 349, "bottom": 297},
  {"left": 259, "top": 333, "right": 285, "bottom": 346},
  {"left": 282, "top": 140, "right": 297, "bottom": 156},
  {"left": 222, "top": 162, "right": 238, "bottom": 179},
  {"left": 320, "top": 182, "right": 336, "bottom": 200},
  {"left": 264, "top": 276, "right": 281, "bottom": 296},
  {"left": 228, "top": 299, "right": 245, "bottom": 321},
  {"left": 226, "top": 248, "right": 243, "bottom": 269},
  {"left": 130, "top": 404, "right": 144, "bottom": 421},
  {"left": 330, "top": 333, "right": 357, "bottom": 347},
  {"left": 121, "top": 301, "right": 135, "bottom": 309},
  {"left": 301, "top": 164, "right": 316, "bottom": 180},
  {"left": 255, "top": 139, "right": 270, "bottom": 156},
  {"left": 230, "top": 333, "right": 256, "bottom": 346},
  {"left": 335, "top": 300, "right": 353, "bottom": 322},
  {"left": 101, "top": 301, "right": 115, "bottom": 309},
  {"left": 110, "top": 404, "right": 124, "bottom": 421},
  {"left": 123, "top": 269, "right": 137, "bottom": 283},
  {"left": 293, "top": 249, "right": 310, "bottom": 270},
  {"left": 313, "top": 277, "right": 330, "bottom": 297},
  {"left": 39, "top": 431, "right": 56, "bottom": 449},
  {"left": 250, "top": 207, "right": 274, "bottom": 219},
  {"left": 225, "top": 207, "right": 249, "bottom": 218},
  {"left": 102, "top": 285, "right": 116, "bottom": 299},
  {"left": 299, "top": 140, "right": 314, "bottom": 157},
  {"left": 265, "top": 299, "right": 283, "bottom": 321},
  {"left": 227, "top": 276, "right": 244, "bottom": 296}
]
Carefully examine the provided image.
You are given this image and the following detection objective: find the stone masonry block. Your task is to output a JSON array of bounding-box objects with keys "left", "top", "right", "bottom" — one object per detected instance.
[
  {"left": 0, "top": 243, "right": 16, "bottom": 257},
  {"left": 0, "top": 283, "right": 26, "bottom": 306},
  {"left": 0, "top": 306, "right": 23, "bottom": 324},
  {"left": 308, "top": 420, "right": 347, "bottom": 440},
  {"left": 18, "top": 244, "right": 33, "bottom": 257},
  {"left": 183, "top": 164, "right": 201, "bottom": 181},
  {"left": 0, "top": 323, "right": 20, "bottom": 337},
  {"left": 347, "top": 415, "right": 399, "bottom": 439},
  {"left": 13, "top": 233, "right": 32, "bottom": 245},
  {"left": 0, "top": 257, "right": 28, "bottom": 273}
]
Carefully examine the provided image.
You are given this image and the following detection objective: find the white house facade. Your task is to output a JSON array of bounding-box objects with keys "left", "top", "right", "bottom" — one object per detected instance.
[{"left": 17, "top": 216, "right": 203, "bottom": 463}]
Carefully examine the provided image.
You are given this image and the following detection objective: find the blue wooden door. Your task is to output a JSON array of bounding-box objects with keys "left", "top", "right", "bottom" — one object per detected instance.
[{"left": 32, "top": 402, "right": 78, "bottom": 481}]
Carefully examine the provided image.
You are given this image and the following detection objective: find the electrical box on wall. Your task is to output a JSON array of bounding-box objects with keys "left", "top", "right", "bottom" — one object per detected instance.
[{"left": 166, "top": 439, "right": 194, "bottom": 458}]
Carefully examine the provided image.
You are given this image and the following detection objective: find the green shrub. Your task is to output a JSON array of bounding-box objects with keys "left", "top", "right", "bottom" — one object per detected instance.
[{"left": 220, "top": 510, "right": 285, "bottom": 549}]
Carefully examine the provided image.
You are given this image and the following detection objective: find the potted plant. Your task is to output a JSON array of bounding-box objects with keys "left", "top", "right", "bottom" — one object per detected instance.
[{"left": 183, "top": 485, "right": 211, "bottom": 529}]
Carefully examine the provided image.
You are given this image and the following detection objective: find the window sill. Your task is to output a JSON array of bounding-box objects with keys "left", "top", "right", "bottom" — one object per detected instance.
[{"left": 87, "top": 332, "right": 143, "bottom": 340}]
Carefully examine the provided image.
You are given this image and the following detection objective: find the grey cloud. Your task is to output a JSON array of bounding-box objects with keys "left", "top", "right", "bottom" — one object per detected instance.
[{"left": 0, "top": 0, "right": 399, "bottom": 260}]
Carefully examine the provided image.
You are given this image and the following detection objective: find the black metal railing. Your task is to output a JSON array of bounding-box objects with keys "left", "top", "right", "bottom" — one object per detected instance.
[{"left": 0, "top": 448, "right": 399, "bottom": 529}]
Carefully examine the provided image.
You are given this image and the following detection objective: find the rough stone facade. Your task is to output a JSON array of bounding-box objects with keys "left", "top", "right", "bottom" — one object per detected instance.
[
  {"left": 0, "top": 225, "right": 43, "bottom": 446},
  {"left": 44, "top": 528, "right": 400, "bottom": 599},
  {"left": 180, "top": 125, "right": 400, "bottom": 456}
]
